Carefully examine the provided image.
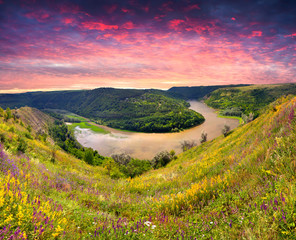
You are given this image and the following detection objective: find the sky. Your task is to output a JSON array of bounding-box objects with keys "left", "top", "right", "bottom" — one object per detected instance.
[{"left": 0, "top": 0, "right": 296, "bottom": 92}]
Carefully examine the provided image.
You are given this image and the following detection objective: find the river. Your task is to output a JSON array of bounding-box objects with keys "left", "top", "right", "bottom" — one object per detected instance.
[{"left": 74, "top": 101, "right": 239, "bottom": 159}]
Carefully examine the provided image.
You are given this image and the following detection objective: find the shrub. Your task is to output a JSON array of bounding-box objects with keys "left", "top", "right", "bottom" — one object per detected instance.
[
  {"left": 200, "top": 131, "right": 207, "bottom": 143},
  {"left": 84, "top": 148, "right": 94, "bottom": 165},
  {"left": 4, "top": 107, "right": 12, "bottom": 121},
  {"left": 222, "top": 124, "right": 230, "bottom": 137},
  {"left": 111, "top": 153, "right": 132, "bottom": 166},
  {"left": 17, "top": 138, "right": 28, "bottom": 153},
  {"left": 126, "top": 159, "right": 152, "bottom": 178},
  {"left": 180, "top": 140, "right": 197, "bottom": 152},
  {"left": 151, "top": 150, "right": 176, "bottom": 169}
]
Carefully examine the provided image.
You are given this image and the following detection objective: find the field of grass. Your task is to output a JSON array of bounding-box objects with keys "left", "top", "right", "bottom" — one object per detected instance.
[
  {"left": 0, "top": 96, "right": 296, "bottom": 239},
  {"left": 68, "top": 121, "right": 109, "bottom": 134}
]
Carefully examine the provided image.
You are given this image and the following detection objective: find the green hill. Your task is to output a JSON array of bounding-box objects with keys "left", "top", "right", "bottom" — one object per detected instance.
[
  {"left": 205, "top": 83, "right": 296, "bottom": 117},
  {"left": 168, "top": 84, "right": 250, "bottom": 100},
  {"left": 0, "top": 95, "right": 296, "bottom": 239},
  {"left": 0, "top": 88, "right": 205, "bottom": 133}
]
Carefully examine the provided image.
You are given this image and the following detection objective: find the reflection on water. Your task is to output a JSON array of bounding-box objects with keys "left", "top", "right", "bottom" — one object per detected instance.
[{"left": 74, "top": 101, "right": 239, "bottom": 159}]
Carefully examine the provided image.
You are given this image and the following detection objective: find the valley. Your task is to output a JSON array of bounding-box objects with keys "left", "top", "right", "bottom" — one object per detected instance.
[{"left": 73, "top": 101, "right": 239, "bottom": 159}]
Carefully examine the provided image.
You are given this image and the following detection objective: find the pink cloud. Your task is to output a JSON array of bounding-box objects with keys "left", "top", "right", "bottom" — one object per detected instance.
[
  {"left": 81, "top": 21, "right": 119, "bottom": 31},
  {"left": 168, "top": 19, "right": 185, "bottom": 30},
  {"left": 121, "top": 21, "right": 136, "bottom": 30},
  {"left": 231, "top": 17, "right": 236, "bottom": 21},
  {"left": 62, "top": 18, "right": 75, "bottom": 25},
  {"left": 251, "top": 31, "right": 262, "bottom": 37}
]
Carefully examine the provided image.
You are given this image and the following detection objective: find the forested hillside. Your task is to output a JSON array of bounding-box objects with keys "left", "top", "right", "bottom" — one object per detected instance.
[
  {"left": 205, "top": 83, "right": 296, "bottom": 118},
  {"left": 0, "top": 96, "right": 296, "bottom": 239},
  {"left": 0, "top": 88, "right": 204, "bottom": 133},
  {"left": 168, "top": 84, "right": 250, "bottom": 99}
]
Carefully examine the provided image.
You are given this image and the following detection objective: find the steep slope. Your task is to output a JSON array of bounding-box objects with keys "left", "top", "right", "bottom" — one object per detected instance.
[
  {"left": 0, "top": 88, "right": 204, "bottom": 133},
  {"left": 0, "top": 96, "right": 296, "bottom": 239},
  {"left": 16, "top": 107, "right": 54, "bottom": 134}
]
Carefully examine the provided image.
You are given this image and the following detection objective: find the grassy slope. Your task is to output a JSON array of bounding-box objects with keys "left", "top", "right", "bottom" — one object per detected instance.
[
  {"left": 205, "top": 83, "right": 296, "bottom": 115},
  {"left": 1, "top": 96, "right": 296, "bottom": 239}
]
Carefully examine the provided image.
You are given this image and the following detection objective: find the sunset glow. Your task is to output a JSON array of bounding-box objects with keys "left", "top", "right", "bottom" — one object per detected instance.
[{"left": 0, "top": 0, "right": 296, "bottom": 92}]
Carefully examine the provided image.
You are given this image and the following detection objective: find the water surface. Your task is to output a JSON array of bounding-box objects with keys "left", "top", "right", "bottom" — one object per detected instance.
[{"left": 74, "top": 101, "right": 239, "bottom": 159}]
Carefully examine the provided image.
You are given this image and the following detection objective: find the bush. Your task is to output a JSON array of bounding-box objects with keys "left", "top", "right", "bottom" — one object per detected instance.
[
  {"left": 180, "top": 140, "right": 197, "bottom": 152},
  {"left": 222, "top": 125, "right": 230, "bottom": 137},
  {"left": 200, "top": 131, "right": 207, "bottom": 143},
  {"left": 151, "top": 150, "right": 176, "bottom": 169},
  {"left": 84, "top": 149, "right": 94, "bottom": 165},
  {"left": 4, "top": 107, "right": 12, "bottom": 121},
  {"left": 126, "top": 159, "right": 152, "bottom": 178},
  {"left": 111, "top": 153, "right": 132, "bottom": 166},
  {"left": 17, "top": 138, "right": 28, "bottom": 153}
]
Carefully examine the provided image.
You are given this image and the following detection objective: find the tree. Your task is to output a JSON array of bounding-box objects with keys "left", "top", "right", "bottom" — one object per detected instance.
[
  {"left": 200, "top": 131, "right": 207, "bottom": 143},
  {"left": 222, "top": 124, "right": 230, "bottom": 137}
]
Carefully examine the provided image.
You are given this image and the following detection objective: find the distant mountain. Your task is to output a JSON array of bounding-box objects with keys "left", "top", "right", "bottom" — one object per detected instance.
[
  {"left": 0, "top": 88, "right": 204, "bottom": 133},
  {"left": 168, "top": 84, "right": 250, "bottom": 99}
]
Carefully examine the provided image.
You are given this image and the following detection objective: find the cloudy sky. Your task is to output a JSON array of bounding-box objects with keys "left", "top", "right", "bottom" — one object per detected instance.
[{"left": 0, "top": 0, "right": 295, "bottom": 92}]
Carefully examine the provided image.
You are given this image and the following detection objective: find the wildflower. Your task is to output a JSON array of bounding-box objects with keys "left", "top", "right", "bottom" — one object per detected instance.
[
  {"left": 210, "top": 222, "right": 213, "bottom": 224},
  {"left": 151, "top": 225, "right": 156, "bottom": 229},
  {"left": 144, "top": 221, "right": 151, "bottom": 227}
]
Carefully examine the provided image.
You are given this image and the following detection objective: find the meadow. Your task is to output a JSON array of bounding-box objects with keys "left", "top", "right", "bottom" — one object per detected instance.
[{"left": 0, "top": 95, "right": 296, "bottom": 239}]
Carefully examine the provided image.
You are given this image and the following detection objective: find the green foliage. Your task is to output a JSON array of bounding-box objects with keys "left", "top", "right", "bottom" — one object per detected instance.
[
  {"left": 49, "top": 121, "right": 106, "bottom": 165},
  {"left": 84, "top": 148, "right": 94, "bottom": 165},
  {"left": 0, "top": 107, "right": 4, "bottom": 117},
  {"left": 16, "top": 138, "right": 27, "bottom": 153},
  {"left": 4, "top": 107, "right": 12, "bottom": 121},
  {"left": 126, "top": 159, "right": 152, "bottom": 178}
]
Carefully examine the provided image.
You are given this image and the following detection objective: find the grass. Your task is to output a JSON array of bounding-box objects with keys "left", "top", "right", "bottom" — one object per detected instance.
[
  {"left": 69, "top": 121, "right": 109, "bottom": 134},
  {"left": 65, "top": 114, "right": 87, "bottom": 122},
  {"left": 217, "top": 114, "right": 244, "bottom": 124}
]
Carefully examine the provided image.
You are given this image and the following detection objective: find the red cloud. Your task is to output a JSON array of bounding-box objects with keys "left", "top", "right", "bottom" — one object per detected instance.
[
  {"left": 285, "top": 33, "right": 296, "bottom": 37},
  {"left": 122, "top": 21, "right": 136, "bottom": 30},
  {"left": 63, "top": 18, "right": 75, "bottom": 25},
  {"left": 231, "top": 17, "right": 236, "bottom": 21},
  {"left": 252, "top": 31, "right": 262, "bottom": 37},
  {"left": 168, "top": 19, "right": 185, "bottom": 30},
  {"left": 82, "top": 21, "right": 119, "bottom": 31}
]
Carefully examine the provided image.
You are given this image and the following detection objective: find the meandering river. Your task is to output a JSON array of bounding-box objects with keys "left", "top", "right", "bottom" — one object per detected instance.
[{"left": 74, "top": 101, "right": 239, "bottom": 159}]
